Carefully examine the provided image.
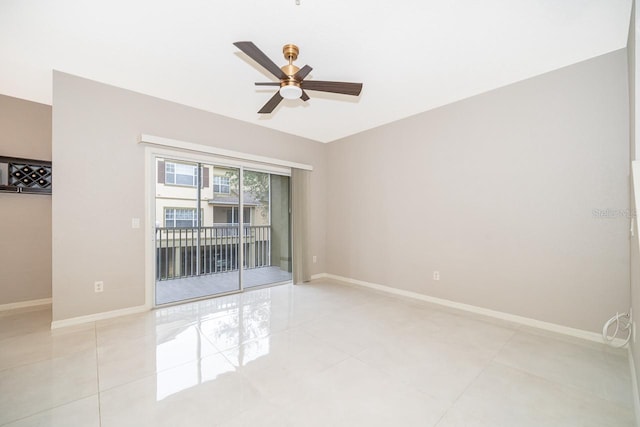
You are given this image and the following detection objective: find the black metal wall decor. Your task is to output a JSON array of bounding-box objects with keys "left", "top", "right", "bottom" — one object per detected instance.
[{"left": 0, "top": 156, "right": 52, "bottom": 195}]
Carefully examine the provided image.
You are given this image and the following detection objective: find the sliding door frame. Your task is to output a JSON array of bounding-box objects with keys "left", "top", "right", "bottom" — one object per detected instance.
[{"left": 144, "top": 145, "right": 292, "bottom": 308}]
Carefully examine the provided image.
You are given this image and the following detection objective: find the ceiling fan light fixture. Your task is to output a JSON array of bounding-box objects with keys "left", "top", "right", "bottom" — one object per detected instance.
[{"left": 279, "top": 84, "right": 302, "bottom": 100}]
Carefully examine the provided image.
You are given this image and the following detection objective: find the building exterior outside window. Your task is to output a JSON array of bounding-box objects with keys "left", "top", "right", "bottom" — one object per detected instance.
[
  {"left": 213, "top": 176, "right": 230, "bottom": 194},
  {"left": 155, "top": 159, "right": 267, "bottom": 228},
  {"left": 154, "top": 158, "right": 289, "bottom": 285},
  {"left": 164, "top": 208, "right": 200, "bottom": 228},
  {"left": 165, "top": 162, "right": 198, "bottom": 187}
]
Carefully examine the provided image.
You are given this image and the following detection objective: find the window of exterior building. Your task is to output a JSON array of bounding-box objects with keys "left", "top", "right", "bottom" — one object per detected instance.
[
  {"left": 213, "top": 206, "right": 251, "bottom": 224},
  {"left": 165, "top": 208, "right": 199, "bottom": 227},
  {"left": 165, "top": 162, "right": 198, "bottom": 187},
  {"left": 213, "top": 176, "right": 230, "bottom": 194}
]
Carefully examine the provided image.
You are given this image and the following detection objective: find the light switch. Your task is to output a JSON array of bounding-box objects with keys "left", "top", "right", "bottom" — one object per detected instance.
[{"left": 132, "top": 218, "right": 140, "bottom": 229}]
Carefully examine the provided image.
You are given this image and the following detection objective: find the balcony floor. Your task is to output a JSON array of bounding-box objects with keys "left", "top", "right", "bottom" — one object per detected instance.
[{"left": 155, "top": 266, "right": 292, "bottom": 305}]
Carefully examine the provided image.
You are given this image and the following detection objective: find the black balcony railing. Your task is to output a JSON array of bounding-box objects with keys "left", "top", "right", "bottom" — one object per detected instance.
[{"left": 155, "top": 225, "right": 271, "bottom": 281}]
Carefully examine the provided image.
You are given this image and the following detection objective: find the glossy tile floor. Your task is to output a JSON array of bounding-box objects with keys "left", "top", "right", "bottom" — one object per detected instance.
[{"left": 0, "top": 280, "right": 635, "bottom": 426}]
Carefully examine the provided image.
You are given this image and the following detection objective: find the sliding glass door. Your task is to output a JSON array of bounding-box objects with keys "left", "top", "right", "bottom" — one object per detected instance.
[
  {"left": 154, "top": 156, "right": 291, "bottom": 305},
  {"left": 242, "top": 171, "right": 292, "bottom": 288}
]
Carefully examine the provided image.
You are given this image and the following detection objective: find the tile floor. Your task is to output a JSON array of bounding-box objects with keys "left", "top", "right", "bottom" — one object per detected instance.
[{"left": 0, "top": 280, "right": 635, "bottom": 426}]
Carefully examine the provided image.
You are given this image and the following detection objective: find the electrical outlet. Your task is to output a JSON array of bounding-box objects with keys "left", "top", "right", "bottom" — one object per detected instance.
[
  {"left": 433, "top": 271, "right": 440, "bottom": 281},
  {"left": 312, "top": 255, "right": 317, "bottom": 264},
  {"left": 94, "top": 281, "right": 104, "bottom": 293}
]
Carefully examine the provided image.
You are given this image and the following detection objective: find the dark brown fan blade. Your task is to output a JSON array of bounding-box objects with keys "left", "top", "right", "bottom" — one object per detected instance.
[
  {"left": 258, "top": 91, "right": 283, "bottom": 114},
  {"left": 301, "top": 80, "right": 363, "bottom": 96},
  {"left": 301, "top": 90, "right": 310, "bottom": 101},
  {"left": 255, "top": 82, "right": 281, "bottom": 86},
  {"left": 234, "top": 41, "right": 287, "bottom": 80},
  {"left": 294, "top": 65, "right": 313, "bottom": 81}
]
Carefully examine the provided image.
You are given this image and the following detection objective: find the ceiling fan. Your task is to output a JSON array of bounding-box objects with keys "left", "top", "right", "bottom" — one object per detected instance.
[{"left": 233, "top": 41, "right": 363, "bottom": 114}]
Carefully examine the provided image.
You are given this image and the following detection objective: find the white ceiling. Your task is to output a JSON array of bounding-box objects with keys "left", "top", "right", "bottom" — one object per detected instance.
[{"left": 0, "top": 0, "right": 632, "bottom": 143}]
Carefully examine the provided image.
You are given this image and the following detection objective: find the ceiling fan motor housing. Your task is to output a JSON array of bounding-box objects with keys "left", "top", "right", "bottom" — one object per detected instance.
[{"left": 281, "top": 44, "right": 300, "bottom": 78}]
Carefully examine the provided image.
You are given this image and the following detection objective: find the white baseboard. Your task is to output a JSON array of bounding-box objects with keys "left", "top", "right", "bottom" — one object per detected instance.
[
  {"left": 629, "top": 348, "right": 640, "bottom": 427},
  {"left": 50, "top": 304, "right": 150, "bottom": 329},
  {"left": 316, "top": 273, "right": 625, "bottom": 346},
  {"left": 0, "top": 297, "right": 52, "bottom": 312}
]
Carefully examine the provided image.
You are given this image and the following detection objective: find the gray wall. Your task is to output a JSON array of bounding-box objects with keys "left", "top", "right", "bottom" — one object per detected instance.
[
  {"left": 0, "top": 95, "right": 52, "bottom": 305},
  {"left": 52, "top": 72, "right": 326, "bottom": 322},
  {"left": 327, "top": 49, "right": 630, "bottom": 333}
]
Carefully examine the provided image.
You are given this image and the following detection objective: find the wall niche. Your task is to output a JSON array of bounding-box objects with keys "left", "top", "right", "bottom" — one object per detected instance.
[{"left": 0, "top": 156, "right": 52, "bottom": 195}]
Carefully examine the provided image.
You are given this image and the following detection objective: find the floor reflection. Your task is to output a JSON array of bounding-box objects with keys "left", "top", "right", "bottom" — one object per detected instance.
[
  {"left": 154, "top": 287, "right": 279, "bottom": 400},
  {"left": 156, "top": 355, "right": 234, "bottom": 401}
]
